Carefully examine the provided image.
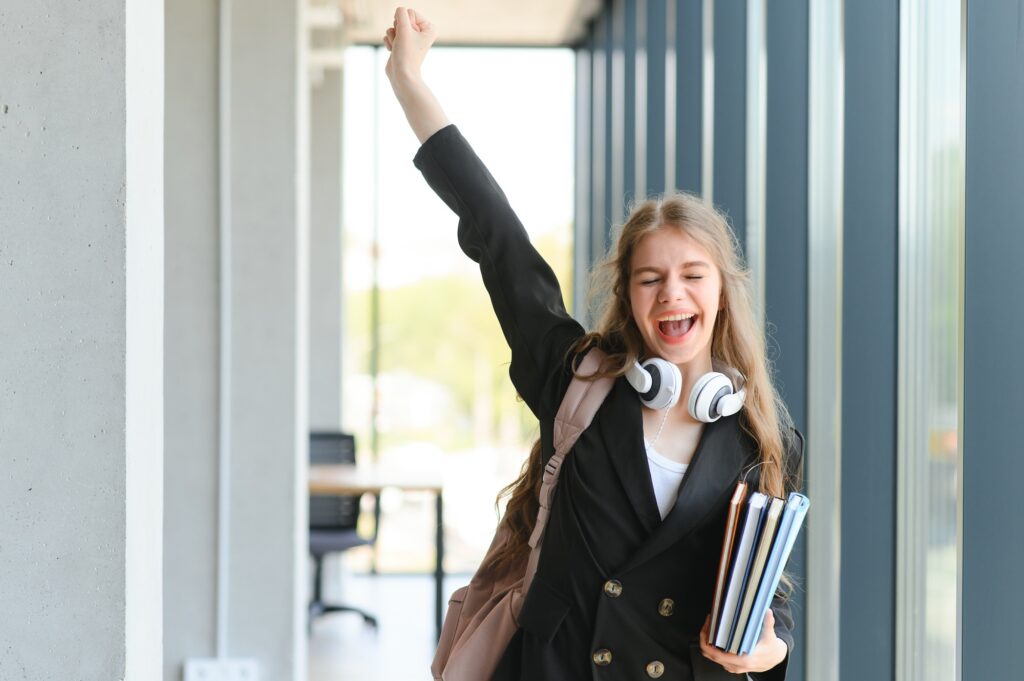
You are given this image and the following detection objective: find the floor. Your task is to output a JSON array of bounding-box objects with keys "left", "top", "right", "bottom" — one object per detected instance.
[{"left": 307, "top": 569, "right": 467, "bottom": 681}]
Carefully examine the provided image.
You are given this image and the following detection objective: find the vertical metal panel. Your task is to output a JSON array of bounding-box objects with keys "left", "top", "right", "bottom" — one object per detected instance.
[
  {"left": 896, "top": 2, "right": 963, "bottom": 679},
  {"left": 805, "top": 1, "right": 844, "bottom": 679},
  {"left": 610, "top": 0, "right": 625, "bottom": 225},
  {"left": 962, "top": 2, "right": 1024, "bottom": 679},
  {"left": 575, "top": 38, "right": 594, "bottom": 322},
  {"left": 624, "top": 0, "right": 638, "bottom": 207},
  {"left": 665, "top": 0, "right": 678, "bottom": 192},
  {"left": 745, "top": 0, "right": 767, "bottom": 320},
  {"left": 713, "top": 0, "right": 747, "bottom": 251},
  {"left": 674, "top": 0, "right": 704, "bottom": 195},
  {"left": 842, "top": 1, "right": 899, "bottom": 680},
  {"left": 764, "top": 2, "right": 809, "bottom": 680},
  {"left": 643, "top": 0, "right": 667, "bottom": 196},
  {"left": 593, "top": 10, "right": 610, "bottom": 261},
  {"left": 701, "top": 0, "right": 714, "bottom": 201}
]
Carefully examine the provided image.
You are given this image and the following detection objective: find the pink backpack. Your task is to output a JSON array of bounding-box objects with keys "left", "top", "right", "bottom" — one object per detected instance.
[{"left": 431, "top": 348, "right": 614, "bottom": 681}]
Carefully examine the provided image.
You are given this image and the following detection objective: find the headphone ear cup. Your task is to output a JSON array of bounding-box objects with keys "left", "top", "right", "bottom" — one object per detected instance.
[
  {"left": 717, "top": 390, "right": 745, "bottom": 417},
  {"left": 687, "top": 372, "right": 734, "bottom": 422},
  {"left": 637, "top": 358, "right": 682, "bottom": 410}
]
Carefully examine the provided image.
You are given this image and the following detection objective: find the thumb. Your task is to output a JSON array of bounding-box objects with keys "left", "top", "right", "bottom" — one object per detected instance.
[
  {"left": 761, "top": 609, "right": 777, "bottom": 639},
  {"left": 394, "top": 6, "right": 412, "bottom": 32}
]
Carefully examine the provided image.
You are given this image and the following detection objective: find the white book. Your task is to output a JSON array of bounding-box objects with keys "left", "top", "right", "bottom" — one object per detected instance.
[
  {"left": 713, "top": 491, "right": 769, "bottom": 649},
  {"left": 728, "top": 496, "right": 785, "bottom": 652}
]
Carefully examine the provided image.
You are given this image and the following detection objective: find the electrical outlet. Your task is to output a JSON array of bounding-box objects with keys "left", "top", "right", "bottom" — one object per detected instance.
[{"left": 183, "top": 658, "right": 259, "bottom": 681}]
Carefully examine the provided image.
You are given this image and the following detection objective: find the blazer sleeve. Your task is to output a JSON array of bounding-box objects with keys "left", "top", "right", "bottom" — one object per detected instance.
[
  {"left": 750, "top": 427, "right": 805, "bottom": 681},
  {"left": 412, "top": 124, "right": 585, "bottom": 416}
]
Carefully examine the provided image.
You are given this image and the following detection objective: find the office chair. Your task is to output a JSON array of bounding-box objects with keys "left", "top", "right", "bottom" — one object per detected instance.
[{"left": 308, "top": 431, "right": 379, "bottom": 629}]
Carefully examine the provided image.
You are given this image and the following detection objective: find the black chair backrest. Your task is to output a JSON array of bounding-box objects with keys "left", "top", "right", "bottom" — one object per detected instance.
[{"left": 309, "top": 432, "right": 361, "bottom": 530}]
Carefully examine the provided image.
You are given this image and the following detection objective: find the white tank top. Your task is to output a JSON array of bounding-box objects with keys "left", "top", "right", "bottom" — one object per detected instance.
[{"left": 644, "top": 440, "right": 689, "bottom": 520}]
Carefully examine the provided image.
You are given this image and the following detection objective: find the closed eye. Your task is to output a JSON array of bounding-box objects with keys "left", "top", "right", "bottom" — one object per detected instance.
[{"left": 641, "top": 279, "right": 660, "bottom": 286}]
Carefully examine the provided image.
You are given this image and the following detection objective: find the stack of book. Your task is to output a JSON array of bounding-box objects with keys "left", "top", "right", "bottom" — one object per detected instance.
[{"left": 708, "top": 481, "right": 810, "bottom": 655}]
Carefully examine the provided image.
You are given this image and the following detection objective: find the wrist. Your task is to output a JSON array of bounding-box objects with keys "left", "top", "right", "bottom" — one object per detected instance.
[{"left": 387, "top": 67, "right": 424, "bottom": 90}]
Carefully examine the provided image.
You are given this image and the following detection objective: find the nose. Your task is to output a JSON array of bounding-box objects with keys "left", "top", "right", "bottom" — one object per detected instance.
[{"left": 658, "top": 276, "right": 686, "bottom": 303}]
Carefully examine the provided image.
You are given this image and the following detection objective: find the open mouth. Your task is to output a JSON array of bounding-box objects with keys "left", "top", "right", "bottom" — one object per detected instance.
[{"left": 657, "top": 312, "right": 696, "bottom": 340}]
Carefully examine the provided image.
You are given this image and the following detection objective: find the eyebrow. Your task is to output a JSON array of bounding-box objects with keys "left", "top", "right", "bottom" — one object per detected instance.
[{"left": 632, "top": 261, "right": 711, "bottom": 275}]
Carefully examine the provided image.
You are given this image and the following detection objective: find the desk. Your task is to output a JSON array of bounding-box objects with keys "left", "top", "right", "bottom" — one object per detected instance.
[{"left": 309, "top": 464, "right": 445, "bottom": 640}]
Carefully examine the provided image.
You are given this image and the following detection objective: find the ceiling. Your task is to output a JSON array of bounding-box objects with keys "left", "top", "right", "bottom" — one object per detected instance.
[{"left": 334, "top": 0, "right": 601, "bottom": 47}]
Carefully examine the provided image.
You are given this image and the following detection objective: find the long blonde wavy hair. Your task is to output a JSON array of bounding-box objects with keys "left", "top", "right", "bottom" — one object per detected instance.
[{"left": 491, "top": 192, "right": 800, "bottom": 575}]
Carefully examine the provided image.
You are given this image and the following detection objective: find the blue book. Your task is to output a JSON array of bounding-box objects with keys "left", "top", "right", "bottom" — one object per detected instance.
[{"left": 738, "top": 492, "right": 810, "bottom": 654}]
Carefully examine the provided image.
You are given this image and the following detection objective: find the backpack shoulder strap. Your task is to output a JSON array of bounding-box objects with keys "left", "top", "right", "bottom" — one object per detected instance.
[
  {"left": 525, "top": 348, "right": 615, "bottom": 566},
  {"left": 552, "top": 347, "right": 614, "bottom": 457}
]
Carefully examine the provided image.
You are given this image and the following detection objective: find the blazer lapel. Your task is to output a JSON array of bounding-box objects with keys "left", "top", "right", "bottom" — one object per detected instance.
[
  {"left": 599, "top": 378, "right": 662, "bottom": 534},
  {"left": 618, "top": 414, "right": 756, "bottom": 574}
]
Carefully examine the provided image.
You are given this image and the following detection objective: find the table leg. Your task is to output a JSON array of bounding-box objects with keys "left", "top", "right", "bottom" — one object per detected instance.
[{"left": 435, "top": 491, "right": 444, "bottom": 641}]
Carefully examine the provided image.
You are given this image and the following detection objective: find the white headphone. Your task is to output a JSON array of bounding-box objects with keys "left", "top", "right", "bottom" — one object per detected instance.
[{"left": 625, "top": 357, "right": 747, "bottom": 422}]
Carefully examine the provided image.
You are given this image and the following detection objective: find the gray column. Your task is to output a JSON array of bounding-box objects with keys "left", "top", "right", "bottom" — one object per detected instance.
[
  {"left": 163, "top": 0, "right": 309, "bottom": 679},
  {"left": 309, "top": 68, "right": 344, "bottom": 431},
  {"left": 227, "top": 0, "right": 309, "bottom": 679},
  {"left": 0, "top": 1, "right": 164, "bottom": 679},
  {"left": 164, "top": 0, "right": 220, "bottom": 677}
]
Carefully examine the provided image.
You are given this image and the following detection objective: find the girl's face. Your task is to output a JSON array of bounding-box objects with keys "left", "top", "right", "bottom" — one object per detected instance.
[{"left": 628, "top": 227, "right": 723, "bottom": 367}]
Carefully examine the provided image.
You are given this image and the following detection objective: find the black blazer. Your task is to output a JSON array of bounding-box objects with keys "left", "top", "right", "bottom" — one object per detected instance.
[{"left": 414, "top": 125, "right": 803, "bottom": 681}]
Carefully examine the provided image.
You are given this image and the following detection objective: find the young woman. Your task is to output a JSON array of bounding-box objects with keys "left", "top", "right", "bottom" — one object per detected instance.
[{"left": 384, "top": 8, "right": 803, "bottom": 680}]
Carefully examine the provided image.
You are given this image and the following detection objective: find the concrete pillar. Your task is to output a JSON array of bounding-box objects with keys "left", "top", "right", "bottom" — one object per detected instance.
[
  {"left": 163, "top": 0, "right": 308, "bottom": 678},
  {"left": 227, "top": 0, "right": 309, "bottom": 676},
  {"left": 230, "top": 0, "right": 309, "bottom": 671},
  {"left": 0, "top": 1, "right": 164, "bottom": 679},
  {"left": 309, "top": 67, "right": 344, "bottom": 432},
  {"left": 164, "top": 0, "right": 220, "bottom": 677}
]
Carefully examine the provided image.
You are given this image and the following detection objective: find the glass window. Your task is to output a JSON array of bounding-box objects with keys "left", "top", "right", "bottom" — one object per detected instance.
[
  {"left": 897, "top": 1, "right": 963, "bottom": 678},
  {"left": 341, "top": 46, "right": 576, "bottom": 573}
]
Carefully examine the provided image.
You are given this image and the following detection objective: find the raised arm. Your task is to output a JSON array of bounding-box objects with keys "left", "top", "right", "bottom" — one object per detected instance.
[
  {"left": 382, "top": 8, "right": 584, "bottom": 417},
  {"left": 383, "top": 7, "right": 450, "bottom": 144}
]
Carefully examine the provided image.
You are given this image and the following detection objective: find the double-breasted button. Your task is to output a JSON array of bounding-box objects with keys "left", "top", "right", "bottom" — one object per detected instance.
[
  {"left": 592, "top": 648, "right": 613, "bottom": 666},
  {"left": 658, "top": 598, "right": 674, "bottom": 616},
  {"left": 646, "top": 660, "right": 665, "bottom": 678},
  {"left": 603, "top": 579, "right": 623, "bottom": 598}
]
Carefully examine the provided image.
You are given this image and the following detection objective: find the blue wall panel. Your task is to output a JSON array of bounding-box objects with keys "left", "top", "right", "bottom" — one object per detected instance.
[
  {"left": 962, "top": 2, "right": 1024, "bottom": 678},
  {"left": 712, "top": 0, "right": 747, "bottom": 251},
  {"left": 644, "top": 0, "right": 667, "bottom": 196},
  {"left": 841, "top": 1, "right": 899, "bottom": 680},
  {"left": 764, "top": 2, "right": 809, "bottom": 678},
  {"left": 675, "top": 0, "right": 703, "bottom": 195}
]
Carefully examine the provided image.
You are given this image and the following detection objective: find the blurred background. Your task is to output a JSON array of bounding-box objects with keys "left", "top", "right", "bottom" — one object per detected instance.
[{"left": 2, "top": 1, "right": 1021, "bottom": 680}]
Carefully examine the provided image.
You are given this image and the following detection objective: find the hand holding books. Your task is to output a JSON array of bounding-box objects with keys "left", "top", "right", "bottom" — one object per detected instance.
[{"left": 699, "top": 608, "right": 787, "bottom": 674}]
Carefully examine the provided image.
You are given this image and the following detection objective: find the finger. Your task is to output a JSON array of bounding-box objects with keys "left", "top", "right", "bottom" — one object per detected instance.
[
  {"left": 759, "top": 609, "right": 777, "bottom": 642},
  {"left": 699, "top": 615, "right": 711, "bottom": 642},
  {"left": 409, "top": 8, "right": 428, "bottom": 29},
  {"left": 383, "top": 34, "right": 393, "bottom": 51}
]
